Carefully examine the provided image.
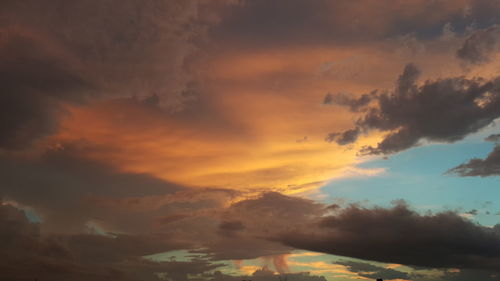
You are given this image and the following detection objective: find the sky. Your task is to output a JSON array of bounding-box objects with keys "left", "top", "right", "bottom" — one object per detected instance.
[{"left": 1, "top": 0, "right": 500, "bottom": 280}]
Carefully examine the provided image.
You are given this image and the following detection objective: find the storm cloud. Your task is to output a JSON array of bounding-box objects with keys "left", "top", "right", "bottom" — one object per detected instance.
[{"left": 280, "top": 202, "right": 500, "bottom": 271}]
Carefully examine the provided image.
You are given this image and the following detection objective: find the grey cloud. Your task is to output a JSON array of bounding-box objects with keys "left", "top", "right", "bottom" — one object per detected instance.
[
  {"left": 0, "top": 203, "right": 216, "bottom": 281},
  {"left": 457, "top": 26, "right": 500, "bottom": 65},
  {"left": 325, "top": 128, "right": 360, "bottom": 145},
  {"left": 328, "top": 63, "right": 500, "bottom": 155},
  {"left": 280, "top": 202, "right": 500, "bottom": 271},
  {"left": 323, "top": 91, "right": 375, "bottom": 112},
  {"left": 336, "top": 261, "right": 411, "bottom": 280},
  {"left": 447, "top": 144, "right": 500, "bottom": 177}
]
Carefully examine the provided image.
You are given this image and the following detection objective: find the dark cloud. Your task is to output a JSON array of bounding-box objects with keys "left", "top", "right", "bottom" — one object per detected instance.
[
  {"left": 0, "top": 31, "right": 94, "bottom": 149},
  {"left": 328, "top": 63, "right": 500, "bottom": 155},
  {"left": 442, "top": 269, "right": 500, "bottom": 281},
  {"left": 447, "top": 144, "right": 500, "bottom": 177},
  {"left": 212, "top": 0, "right": 500, "bottom": 47},
  {"left": 466, "top": 209, "right": 479, "bottom": 215},
  {"left": 0, "top": 203, "right": 216, "bottom": 281},
  {"left": 279, "top": 202, "right": 500, "bottom": 271},
  {"left": 0, "top": 142, "right": 240, "bottom": 239},
  {"left": 326, "top": 128, "right": 361, "bottom": 146},
  {"left": 323, "top": 91, "right": 375, "bottom": 112},
  {"left": 0, "top": 142, "right": 188, "bottom": 233},
  {"left": 457, "top": 25, "right": 500, "bottom": 65},
  {"left": 217, "top": 220, "right": 245, "bottom": 237},
  {"left": 336, "top": 261, "right": 411, "bottom": 280},
  {"left": 207, "top": 267, "right": 327, "bottom": 281}
]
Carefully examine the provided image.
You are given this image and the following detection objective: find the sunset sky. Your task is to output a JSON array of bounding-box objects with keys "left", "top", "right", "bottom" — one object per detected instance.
[{"left": 2, "top": 1, "right": 500, "bottom": 281}]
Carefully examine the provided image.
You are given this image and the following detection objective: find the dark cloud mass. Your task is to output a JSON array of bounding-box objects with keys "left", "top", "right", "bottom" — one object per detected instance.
[
  {"left": 280, "top": 202, "right": 500, "bottom": 271},
  {"left": 0, "top": 203, "right": 213, "bottom": 281},
  {"left": 336, "top": 261, "right": 411, "bottom": 280},
  {"left": 447, "top": 144, "right": 500, "bottom": 176},
  {"left": 328, "top": 63, "right": 500, "bottom": 155},
  {"left": 0, "top": 31, "right": 93, "bottom": 149}
]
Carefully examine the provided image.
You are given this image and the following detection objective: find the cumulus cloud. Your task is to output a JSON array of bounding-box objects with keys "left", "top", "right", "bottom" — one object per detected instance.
[
  {"left": 327, "top": 63, "right": 500, "bottom": 155},
  {"left": 279, "top": 202, "right": 500, "bottom": 271}
]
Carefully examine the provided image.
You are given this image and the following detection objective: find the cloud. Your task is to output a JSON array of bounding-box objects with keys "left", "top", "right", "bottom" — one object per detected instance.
[
  {"left": 279, "top": 202, "right": 500, "bottom": 271},
  {"left": 0, "top": 0, "right": 233, "bottom": 150},
  {"left": 323, "top": 91, "right": 376, "bottom": 112},
  {"left": 441, "top": 268, "right": 500, "bottom": 281},
  {"left": 336, "top": 261, "right": 410, "bottom": 280},
  {"left": 457, "top": 25, "right": 500, "bottom": 65},
  {"left": 0, "top": 203, "right": 218, "bottom": 281},
  {"left": 327, "top": 63, "right": 500, "bottom": 155},
  {"left": 200, "top": 192, "right": 326, "bottom": 261},
  {"left": 208, "top": 267, "right": 328, "bottom": 281},
  {"left": 0, "top": 30, "right": 94, "bottom": 149},
  {"left": 447, "top": 144, "right": 500, "bottom": 176},
  {"left": 212, "top": 0, "right": 485, "bottom": 47},
  {"left": 0, "top": 141, "right": 240, "bottom": 237}
]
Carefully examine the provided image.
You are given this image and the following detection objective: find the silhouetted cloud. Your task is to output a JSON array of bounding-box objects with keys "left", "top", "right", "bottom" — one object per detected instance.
[
  {"left": 328, "top": 63, "right": 500, "bottom": 155},
  {"left": 442, "top": 269, "right": 500, "bottom": 281},
  {"left": 208, "top": 266, "right": 327, "bottom": 281},
  {"left": 337, "top": 261, "right": 411, "bottom": 280},
  {"left": 280, "top": 202, "right": 500, "bottom": 271},
  {"left": 447, "top": 145, "right": 500, "bottom": 176}
]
